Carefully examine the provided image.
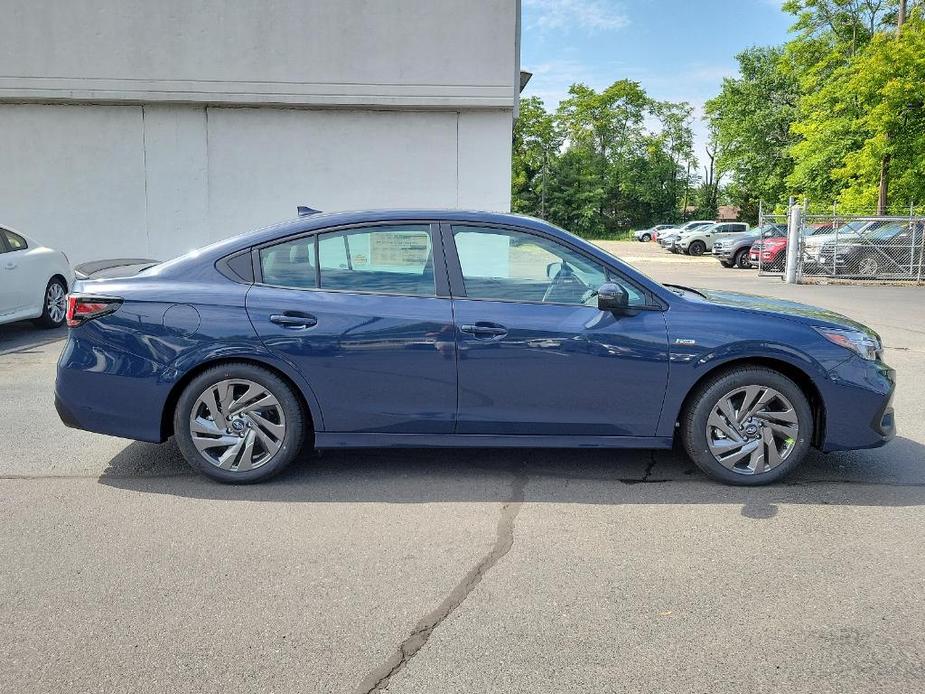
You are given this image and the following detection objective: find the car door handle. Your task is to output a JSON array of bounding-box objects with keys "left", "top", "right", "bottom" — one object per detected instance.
[
  {"left": 460, "top": 323, "right": 508, "bottom": 339},
  {"left": 270, "top": 313, "right": 317, "bottom": 329},
  {"left": 3, "top": 262, "right": 16, "bottom": 270}
]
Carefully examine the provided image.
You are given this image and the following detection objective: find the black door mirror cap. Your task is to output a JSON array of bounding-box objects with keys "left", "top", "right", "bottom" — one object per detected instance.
[{"left": 597, "top": 282, "right": 630, "bottom": 313}]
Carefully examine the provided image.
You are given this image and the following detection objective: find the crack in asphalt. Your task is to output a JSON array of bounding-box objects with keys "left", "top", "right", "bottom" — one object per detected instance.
[
  {"left": 353, "top": 467, "right": 529, "bottom": 694},
  {"left": 621, "top": 451, "right": 661, "bottom": 485}
]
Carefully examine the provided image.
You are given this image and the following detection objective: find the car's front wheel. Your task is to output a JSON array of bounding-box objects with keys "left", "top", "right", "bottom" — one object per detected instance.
[
  {"left": 33, "top": 277, "right": 67, "bottom": 329},
  {"left": 174, "top": 363, "right": 306, "bottom": 483},
  {"left": 687, "top": 241, "right": 706, "bottom": 256},
  {"left": 734, "top": 248, "right": 751, "bottom": 269},
  {"left": 680, "top": 367, "right": 813, "bottom": 485},
  {"left": 640, "top": 233, "right": 651, "bottom": 242}
]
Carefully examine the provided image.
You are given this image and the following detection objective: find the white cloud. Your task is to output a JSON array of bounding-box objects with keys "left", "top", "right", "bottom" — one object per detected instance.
[{"left": 524, "top": 0, "right": 629, "bottom": 33}]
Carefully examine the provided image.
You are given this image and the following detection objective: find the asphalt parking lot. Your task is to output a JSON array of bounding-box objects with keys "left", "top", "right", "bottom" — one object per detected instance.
[{"left": 2, "top": 240, "right": 924, "bottom": 693}]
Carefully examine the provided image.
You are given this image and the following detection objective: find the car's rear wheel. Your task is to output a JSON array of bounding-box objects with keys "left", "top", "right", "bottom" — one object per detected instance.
[
  {"left": 734, "top": 248, "right": 751, "bottom": 269},
  {"left": 174, "top": 363, "right": 306, "bottom": 483},
  {"left": 688, "top": 241, "right": 706, "bottom": 256},
  {"left": 857, "top": 254, "right": 879, "bottom": 277},
  {"left": 33, "top": 277, "right": 67, "bottom": 329},
  {"left": 680, "top": 367, "right": 813, "bottom": 485}
]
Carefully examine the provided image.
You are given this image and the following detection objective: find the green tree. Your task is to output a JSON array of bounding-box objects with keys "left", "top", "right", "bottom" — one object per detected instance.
[
  {"left": 705, "top": 46, "right": 799, "bottom": 221},
  {"left": 510, "top": 84, "right": 696, "bottom": 237}
]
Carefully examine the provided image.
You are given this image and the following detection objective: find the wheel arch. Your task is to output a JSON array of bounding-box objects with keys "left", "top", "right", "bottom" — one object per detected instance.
[
  {"left": 159, "top": 355, "right": 320, "bottom": 441},
  {"left": 48, "top": 273, "right": 69, "bottom": 291},
  {"left": 675, "top": 356, "right": 826, "bottom": 448}
]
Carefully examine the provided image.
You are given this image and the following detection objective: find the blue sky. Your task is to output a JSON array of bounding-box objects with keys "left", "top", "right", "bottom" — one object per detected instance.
[{"left": 521, "top": 0, "right": 794, "bottom": 157}]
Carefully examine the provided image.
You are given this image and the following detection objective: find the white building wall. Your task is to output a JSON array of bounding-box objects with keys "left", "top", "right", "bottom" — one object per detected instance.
[{"left": 0, "top": 0, "right": 519, "bottom": 264}]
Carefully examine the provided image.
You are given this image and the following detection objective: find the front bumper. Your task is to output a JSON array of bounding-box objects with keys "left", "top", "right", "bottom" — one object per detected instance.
[{"left": 820, "top": 355, "right": 896, "bottom": 452}]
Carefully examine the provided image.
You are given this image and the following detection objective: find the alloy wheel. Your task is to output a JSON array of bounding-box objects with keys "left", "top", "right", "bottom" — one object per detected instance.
[
  {"left": 46, "top": 282, "right": 66, "bottom": 324},
  {"left": 189, "top": 378, "right": 286, "bottom": 472},
  {"left": 858, "top": 256, "right": 879, "bottom": 277},
  {"left": 706, "top": 385, "right": 799, "bottom": 475}
]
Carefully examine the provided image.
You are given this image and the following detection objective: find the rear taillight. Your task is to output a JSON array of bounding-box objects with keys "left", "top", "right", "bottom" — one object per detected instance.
[{"left": 66, "top": 295, "right": 123, "bottom": 328}]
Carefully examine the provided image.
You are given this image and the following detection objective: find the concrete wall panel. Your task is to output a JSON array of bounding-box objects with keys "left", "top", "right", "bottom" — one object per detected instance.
[{"left": 0, "top": 104, "right": 147, "bottom": 262}]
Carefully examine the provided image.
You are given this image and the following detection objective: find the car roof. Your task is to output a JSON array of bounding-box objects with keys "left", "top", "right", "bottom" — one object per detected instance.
[
  {"left": 162, "top": 209, "right": 576, "bottom": 265},
  {"left": 149, "top": 208, "right": 674, "bottom": 303}
]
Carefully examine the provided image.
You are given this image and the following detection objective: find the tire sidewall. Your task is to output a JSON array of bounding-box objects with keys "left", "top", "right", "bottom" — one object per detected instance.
[
  {"left": 173, "top": 363, "right": 305, "bottom": 483},
  {"left": 35, "top": 277, "right": 67, "bottom": 328},
  {"left": 641, "top": 233, "right": 651, "bottom": 242},
  {"left": 682, "top": 368, "right": 813, "bottom": 485},
  {"left": 689, "top": 241, "right": 705, "bottom": 256},
  {"left": 734, "top": 249, "right": 751, "bottom": 269}
]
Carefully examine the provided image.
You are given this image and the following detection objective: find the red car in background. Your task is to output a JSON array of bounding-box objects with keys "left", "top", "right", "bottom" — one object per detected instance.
[{"left": 749, "top": 223, "right": 836, "bottom": 270}]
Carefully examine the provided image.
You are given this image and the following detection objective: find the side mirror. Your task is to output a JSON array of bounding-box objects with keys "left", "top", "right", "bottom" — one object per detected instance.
[
  {"left": 597, "top": 282, "right": 629, "bottom": 312},
  {"left": 546, "top": 261, "right": 562, "bottom": 279}
]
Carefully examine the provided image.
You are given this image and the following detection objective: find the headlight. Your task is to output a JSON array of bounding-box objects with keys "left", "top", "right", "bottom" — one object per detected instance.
[{"left": 814, "top": 326, "right": 881, "bottom": 360}]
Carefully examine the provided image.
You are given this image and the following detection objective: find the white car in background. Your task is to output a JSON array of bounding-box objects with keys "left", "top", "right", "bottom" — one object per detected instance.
[{"left": 0, "top": 226, "right": 74, "bottom": 329}]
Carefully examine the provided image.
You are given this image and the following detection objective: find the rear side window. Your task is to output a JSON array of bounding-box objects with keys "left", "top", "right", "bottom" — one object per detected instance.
[
  {"left": 259, "top": 238, "right": 316, "bottom": 289},
  {"left": 2, "top": 229, "right": 27, "bottom": 251},
  {"left": 318, "top": 225, "right": 435, "bottom": 296},
  {"left": 258, "top": 225, "right": 436, "bottom": 296}
]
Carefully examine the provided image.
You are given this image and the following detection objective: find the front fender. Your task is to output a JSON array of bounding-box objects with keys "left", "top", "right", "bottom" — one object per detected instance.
[{"left": 655, "top": 335, "right": 840, "bottom": 439}]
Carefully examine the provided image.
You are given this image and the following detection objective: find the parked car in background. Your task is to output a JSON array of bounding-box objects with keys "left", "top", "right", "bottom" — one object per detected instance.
[
  {"left": 714, "top": 224, "right": 786, "bottom": 269},
  {"left": 802, "top": 220, "right": 890, "bottom": 268},
  {"left": 56, "top": 208, "right": 895, "bottom": 487},
  {"left": 750, "top": 233, "right": 789, "bottom": 270},
  {"left": 817, "top": 221, "right": 925, "bottom": 277},
  {"left": 676, "top": 222, "right": 750, "bottom": 256},
  {"left": 658, "top": 220, "right": 714, "bottom": 251},
  {"left": 0, "top": 226, "right": 74, "bottom": 329},
  {"left": 634, "top": 224, "right": 675, "bottom": 242}
]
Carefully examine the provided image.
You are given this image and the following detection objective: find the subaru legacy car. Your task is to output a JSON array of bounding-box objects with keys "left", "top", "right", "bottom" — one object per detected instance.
[{"left": 55, "top": 209, "right": 895, "bottom": 485}]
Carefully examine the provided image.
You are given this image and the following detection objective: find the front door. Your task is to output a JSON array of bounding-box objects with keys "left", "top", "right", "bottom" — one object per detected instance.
[
  {"left": 447, "top": 225, "right": 669, "bottom": 436},
  {"left": 246, "top": 223, "right": 457, "bottom": 434}
]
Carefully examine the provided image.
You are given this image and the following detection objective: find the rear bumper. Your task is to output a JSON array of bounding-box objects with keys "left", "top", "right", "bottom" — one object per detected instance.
[{"left": 55, "top": 335, "right": 168, "bottom": 443}]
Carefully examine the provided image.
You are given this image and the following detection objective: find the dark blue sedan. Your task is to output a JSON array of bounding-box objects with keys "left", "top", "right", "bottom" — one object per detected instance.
[{"left": 55, "top": 210, "right": 895, "bottom": 485}]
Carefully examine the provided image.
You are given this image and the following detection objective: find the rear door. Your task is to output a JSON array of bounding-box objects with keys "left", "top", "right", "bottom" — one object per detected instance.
[
  {"left": 445, "top": 223, "right": 669, "bottom": 436},
  {"left": 246, "top": 222, "right": 457, "bottom": 434}
]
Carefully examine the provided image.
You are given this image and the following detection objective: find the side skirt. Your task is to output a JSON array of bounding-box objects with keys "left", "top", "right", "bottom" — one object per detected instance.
[{"left": 314, "top": 433, "right": 675, "bottom": 449}]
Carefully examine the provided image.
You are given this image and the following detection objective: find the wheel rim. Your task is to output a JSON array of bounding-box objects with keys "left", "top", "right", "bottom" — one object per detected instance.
[
  {"left": 690, "top": 243, "right": 703, "bottom": 256},
  {"left": 858, "top": 257, "right": 878, "bottom": 276},
  {"left": 189, "top": 378, "right": 286, "bottom": 472},
  {"left": 46, "top": 282, "right": 66, "bottom": 324},
  {"left": 736, "top": 251, "right": 749, "bottom": 268},
  {"left": 706, "top": 385, "right": 799, "bottom": 475}
]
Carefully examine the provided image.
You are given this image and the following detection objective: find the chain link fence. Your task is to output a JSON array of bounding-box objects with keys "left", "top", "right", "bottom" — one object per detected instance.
[{"left": 756, "top": 211, "right": 925, "bottom": 283}]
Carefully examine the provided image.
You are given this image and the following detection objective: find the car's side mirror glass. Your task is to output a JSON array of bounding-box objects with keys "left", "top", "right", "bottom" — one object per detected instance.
[
  {"left": 597, "top": 282, "right": 629, "bottom": 312},
  {"left": 546, "top": 261, "right": 562, "bottom": 279}
]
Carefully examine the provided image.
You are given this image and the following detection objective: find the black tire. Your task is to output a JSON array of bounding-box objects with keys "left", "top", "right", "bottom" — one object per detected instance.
[
  {"left": 734, "top": 248, "right": 751, "bottom": 269},
  {"left": 640, "top": 233, "right": 651, "bottom": 242},
  {"left": 33, "top": 277, "right": 68, "bottom": 329},
  {"left": 680, "top": 367, "right": 813, "bottom": 486},
  {"left": 688, "top": 241, "right": 706, "bottom": 256},
  {"left": 173, "top": 362, "right": 306, "bottom": 483},
  {"left": 856, "top": 254, "right": 879, "bottom": 277},
  {"left": 719, "top": 260, "right": 733, "bottom": 268}
]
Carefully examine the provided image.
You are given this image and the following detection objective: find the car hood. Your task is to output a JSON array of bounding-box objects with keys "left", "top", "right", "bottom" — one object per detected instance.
[
  {"left": 691, "top": 288, "right": 877, "bottom": 337},
  {"left": 714, "top": 231, "right": 758, "bottom": 244}
]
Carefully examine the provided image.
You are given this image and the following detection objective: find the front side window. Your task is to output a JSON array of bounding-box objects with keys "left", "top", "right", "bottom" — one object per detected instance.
[
  {"left": 318, "top": 225, "right": 434, "bottom": 296},
  {"left": 452, "top": 226, "right": 646, "bottom": 307},
  {"left": 2, "top": 229, "right": 27, "bottom": 251}
]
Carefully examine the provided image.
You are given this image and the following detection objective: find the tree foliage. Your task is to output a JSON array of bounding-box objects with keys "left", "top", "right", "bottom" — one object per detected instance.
[
  {"left": 704, "top": 0, "right": 924, "bottom": 215},
  {"left": 511, "top": 82, "right": 696, "bottom": 237}
]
